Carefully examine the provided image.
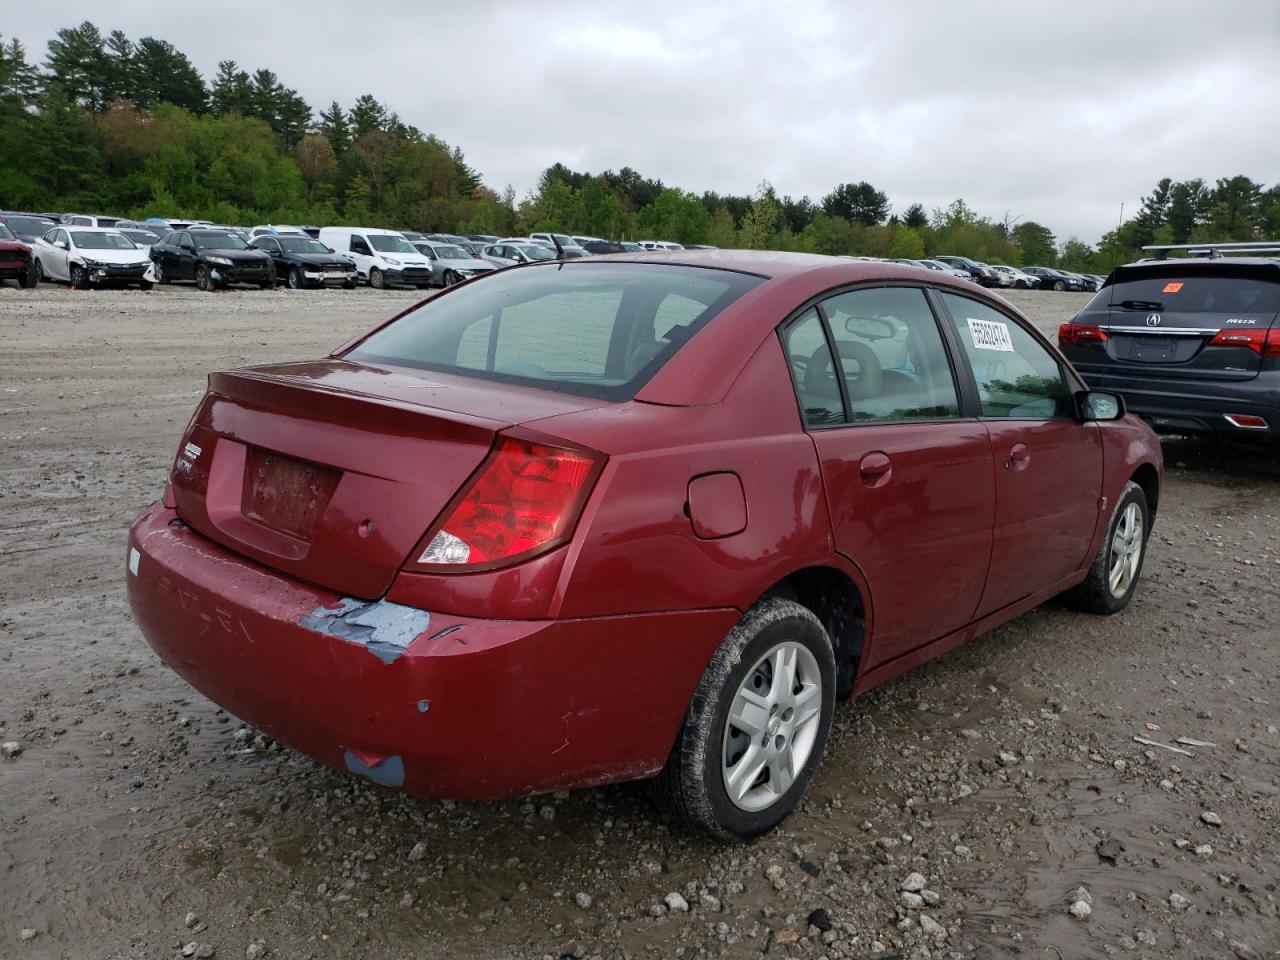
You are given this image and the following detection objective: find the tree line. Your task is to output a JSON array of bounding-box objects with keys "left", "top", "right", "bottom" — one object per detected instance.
[{"left": 1, "top": 22, "right": 1276, "bottom": 272}]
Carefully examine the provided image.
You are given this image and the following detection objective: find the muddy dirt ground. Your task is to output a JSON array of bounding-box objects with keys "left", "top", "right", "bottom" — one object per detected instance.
[{"left": 1, "top": 282, "right": 1277, "bottom": 960}]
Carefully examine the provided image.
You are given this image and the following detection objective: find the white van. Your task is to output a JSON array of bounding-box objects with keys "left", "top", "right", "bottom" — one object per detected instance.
[{"left": 316, "top": 227, "right": 434, "bottom": 288}]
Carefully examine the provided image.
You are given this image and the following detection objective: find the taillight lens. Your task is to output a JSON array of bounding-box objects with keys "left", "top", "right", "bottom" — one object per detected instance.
[
  {"left": 1058, "top": 322, "right": 1108, "bottom": 347},
  {"left": 414, "top": 436, "right": 602, "bottom": 571},
  {"left": 1209, "top": 327, "right": 1280, "bottom": 357}
]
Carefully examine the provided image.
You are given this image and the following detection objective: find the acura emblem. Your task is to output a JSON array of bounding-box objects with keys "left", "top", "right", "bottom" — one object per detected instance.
[{"left": 1145, "top": 313, "right": 1162, "bottom": 327}]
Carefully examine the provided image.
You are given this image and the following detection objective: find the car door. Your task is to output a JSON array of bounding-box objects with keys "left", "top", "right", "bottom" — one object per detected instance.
[
  {"left": 936, "top": 290, "right": 1103, "bottom": 617},
  {"left": 786, "top": 286, "right": 996, "bottom": 669},
  {"left": 47, "top": 229, "right": 71, "bottom": 279},
  {"left": 253, "top": 237, "right": 284, "bottom": 275}
]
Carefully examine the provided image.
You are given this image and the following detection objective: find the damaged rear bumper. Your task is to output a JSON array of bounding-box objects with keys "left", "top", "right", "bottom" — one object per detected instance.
[{"left": 126, "top": 503, "right": 738, "bottom": 798}]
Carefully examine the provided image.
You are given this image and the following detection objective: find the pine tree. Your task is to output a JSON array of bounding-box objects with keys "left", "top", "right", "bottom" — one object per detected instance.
[{"left": 44, "top": 21, "right": 107, "bottom": 109}]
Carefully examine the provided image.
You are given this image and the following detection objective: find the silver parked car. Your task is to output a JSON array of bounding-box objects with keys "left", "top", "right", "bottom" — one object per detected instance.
[
  {"left": 480, "top": 241, "right": 559, "bottom": 269},
  {"left": 410, "top": 241, "right": 497, "bottom": 286}
]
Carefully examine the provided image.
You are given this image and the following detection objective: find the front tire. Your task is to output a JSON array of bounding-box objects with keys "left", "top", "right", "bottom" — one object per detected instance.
[
  {"left": 20, "top": 262, "right": 38, "bottom": 288},
  {"left": 1069, "top": 481, "right": 1150, "bottom": 614},
  {"left": 443, "top": 270, "right": 460, "bottom": 287},
  {"left": 154, "top": 260, "right": 168, "bottom": 284},
  {"left": 1053, "top": 279, "right": 1066, "bottom": 291},
  {"left": 655, "top": 597, "right": 836, "bottom": 839},
  {"left": 287, "top": 267, "right": 303, "bottom": 289},
  {"left": 139, "top": 280, "right": 153, "bottom": 291},
  {"left": 196, "top": 264, "right": 214, "bottom": 292},
  {"left": 70, "top": 263, "right": 87, "bottom": 289},
  {"left": 369, "top": 267, "right": 385, "bottom": 289}
]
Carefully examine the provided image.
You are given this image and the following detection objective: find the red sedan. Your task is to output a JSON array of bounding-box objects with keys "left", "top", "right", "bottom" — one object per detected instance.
[{"left": 127, "top": 252, "right": 1162, "bottom": 838}]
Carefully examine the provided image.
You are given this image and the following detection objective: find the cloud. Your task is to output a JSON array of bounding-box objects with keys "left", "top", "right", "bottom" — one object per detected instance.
[{"left": 11, "top": 0, "right": 1280, "bottom": 242}]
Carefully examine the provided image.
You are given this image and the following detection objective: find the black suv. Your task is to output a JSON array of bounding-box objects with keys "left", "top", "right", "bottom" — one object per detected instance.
[{"left": 1059, "top": 245, "right": 1280, "bottom": 440}]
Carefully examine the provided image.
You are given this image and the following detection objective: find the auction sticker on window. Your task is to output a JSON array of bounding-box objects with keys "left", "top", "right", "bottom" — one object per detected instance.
[{"left": 967, "top": 317, "right": 1015, "bottom": 352}]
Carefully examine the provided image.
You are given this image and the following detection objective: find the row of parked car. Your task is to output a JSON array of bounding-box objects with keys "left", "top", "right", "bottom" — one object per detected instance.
[
  {"left": 876, "top": 254, "right": 1104, "bottom": 292},
  {"left": 0, "top": 209, "right": 719, "bottom": 291},
  {"left": 1, "top": 209, "right": 1104, "bottom": 295}
]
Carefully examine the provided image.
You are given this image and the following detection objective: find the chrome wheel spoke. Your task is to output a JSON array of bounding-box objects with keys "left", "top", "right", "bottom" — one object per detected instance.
[
  {"left": 725, "top": 743, "right": 767, "bottom": 802},
  {"left": 769, "top": 750, "right": 795, "bottom": 796},
  {"left": 728, "top": 688, "right": 770, "bottom": 738},
  {"left": 791, "top": 683, "right": 821, "bottom": 729}
]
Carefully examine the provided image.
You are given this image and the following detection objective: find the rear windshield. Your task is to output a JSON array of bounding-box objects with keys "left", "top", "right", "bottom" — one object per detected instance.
[
  {"left": 1107, "top": 265, "right": 1280, "bottom": 314},
  {"left": 347, "top": 262, "right": 763, "bottom": 401}
]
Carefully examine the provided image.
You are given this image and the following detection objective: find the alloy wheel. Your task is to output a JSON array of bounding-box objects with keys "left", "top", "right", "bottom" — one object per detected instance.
[
  {"left": 721, "top": 641, "right": 823, "bottom": 812},
  {"left": 289, "top": 267, "right": 302, "bottom": 289},
  {"left": 1108, "top": 502, "right": 1144, "bottom": 598}
]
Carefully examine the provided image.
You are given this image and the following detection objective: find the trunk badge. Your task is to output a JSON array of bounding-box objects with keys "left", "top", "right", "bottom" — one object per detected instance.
[{"left": 1145, "top": 314, "right": 1162, "bottom": 327}]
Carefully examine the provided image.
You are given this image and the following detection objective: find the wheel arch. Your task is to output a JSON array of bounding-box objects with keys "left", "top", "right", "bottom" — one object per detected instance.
[
  {"left": 1130, "top": 461, "right": 1160, "bottom": 522},
  {"left": 758, "top": 563, "right": 868, "bottom": 699}
]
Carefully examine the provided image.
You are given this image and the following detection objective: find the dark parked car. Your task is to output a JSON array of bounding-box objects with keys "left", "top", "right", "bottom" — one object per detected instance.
[
  {"left": 0, "top": 221, "right": 36, "bottom": 288},
  {"left": 119, "top": 228, "right": 164, "bottom": 248},
  {"left": 151, "top": 229, "right": 274, "bottom": 290},
  {"left": 932, "top": 255, "right": 998, "bottom": 287},
  {"left": 582, "top": 240, "right": 629, "bottom": 255},
  {"left": 1023, "top": 266, "right": 1082, "bottom": 292},
  {"left": 127, "top": 252, "right": 1162, "bottom": 839},
  {"left": 1, "top": 212, "right": 57, "bottom": 244},
  {"left": 250, "top": 234, "right": 358, "bottom": 289},
  {"left": 1060, "top": 249, "right": 1280, "bottom": 440}
]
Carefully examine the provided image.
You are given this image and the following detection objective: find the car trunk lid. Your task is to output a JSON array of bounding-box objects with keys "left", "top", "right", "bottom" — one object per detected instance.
[
  {"left": 169, "top": 359, "right": 607, "bottom": 598},
  {"left": 1092, "top": 262, "right": 1280, "bottom": 381}
]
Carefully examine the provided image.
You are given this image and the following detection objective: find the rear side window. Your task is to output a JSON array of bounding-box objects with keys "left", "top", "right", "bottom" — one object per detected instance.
[
  {"left": 821, "top": 287, "right": 959, "bottom": 422},
  {"left": 347, "top": 263, "right": 762, "bottom": 401},
  {"left": 941, "top": 293, "right": 1073, "bottom": 419},
  {"left": 1107, "top": 266, "right": 1280, "bottom": 314},
  {"left": 783, "top": 309, "right": 844, "bottom": 426}
]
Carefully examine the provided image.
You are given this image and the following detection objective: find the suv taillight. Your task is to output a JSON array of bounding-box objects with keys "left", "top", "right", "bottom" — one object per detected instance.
[
  {"left": 1058, "top": 322, "right": 1108, "bottom": 347},
  {"left": 1208, "top": 327, "right": 1280, "bottom": 357},
  {"left": 412, "top": 435, "right": 603, "bottom": 572}
]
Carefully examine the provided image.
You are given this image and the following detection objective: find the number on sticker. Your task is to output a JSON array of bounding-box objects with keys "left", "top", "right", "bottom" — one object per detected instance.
[{"left": 967, "top": 318, "right": 1015, "bottom": 352}]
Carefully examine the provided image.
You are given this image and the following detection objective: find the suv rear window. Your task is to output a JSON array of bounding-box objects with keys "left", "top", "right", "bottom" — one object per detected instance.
[
  {"left": 347, "top": 262, "right": 762, "bottom": 400},
  {"left": 1107, "top": 264, "right": 1280, "bottom": 314}
]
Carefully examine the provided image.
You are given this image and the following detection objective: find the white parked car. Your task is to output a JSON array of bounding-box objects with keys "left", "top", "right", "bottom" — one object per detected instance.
[
  {"left": 529, "top": 232, "right": 589, "bottom": 256},
  {"left": 990, "top": 265, "right": 1040, "bottom": 289},
  {"left": 638, "top": 240, "right": 685, "bottom": 251},
  {"left": 317, "top": 226, "right": 435, "bottom": 288},
  {"left": 58, "top": 214, "right": 122, "bottom": 228},
  {"left": 31, "top": 226, "right": 155, "bottom": 289}
]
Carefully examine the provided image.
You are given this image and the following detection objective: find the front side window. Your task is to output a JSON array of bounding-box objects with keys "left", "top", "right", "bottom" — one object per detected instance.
[
  {"left": 940, "top": 292, "right": 1072, "bottom": 419},
  {"left": 821, "top": 287, "right": 960, "bottom": 422},
  {"left": 783, "top": 308, "right": 844, "bottom": 427},
  {"left": 350, "top": 235, "right": 371, "bottom": 255},
  {"left": 347, "top": 263, "right": 762, "bottom": 401}
]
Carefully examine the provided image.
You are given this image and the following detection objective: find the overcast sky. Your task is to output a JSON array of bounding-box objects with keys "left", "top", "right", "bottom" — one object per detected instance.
[{"left": 12, "top": 2, "right": 1280, "bottom": 243}]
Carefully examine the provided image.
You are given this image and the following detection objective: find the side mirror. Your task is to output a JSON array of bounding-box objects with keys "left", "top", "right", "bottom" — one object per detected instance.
[
  {"left": 1077, "top": 390, "right": 1125, "bottom": 422},
  {"left": 325, "top": 246, "right": 335, "bottom": 253},
  {"left": 57, "top": 241, "right": 69, "bottom": 250}
]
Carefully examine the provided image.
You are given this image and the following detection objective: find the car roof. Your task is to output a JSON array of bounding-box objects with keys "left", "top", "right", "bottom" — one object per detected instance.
[
  {"left": 584, "top": 248, "right": 911, "bottom": 279},
  {"left": 1124, "top": 256, "right": 1280, "bottom": 271},
  {"left": 63, "top": 226, "right": 125, "bottom": 233}
]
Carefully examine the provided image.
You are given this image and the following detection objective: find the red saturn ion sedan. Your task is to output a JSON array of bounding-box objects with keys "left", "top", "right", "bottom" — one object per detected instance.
[{"left": 128, "top": 252, "right": 1163, "bottom": 838}]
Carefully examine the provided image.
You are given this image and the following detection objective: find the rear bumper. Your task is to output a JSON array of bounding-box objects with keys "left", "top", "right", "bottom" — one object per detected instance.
[
  {"left": 1078, "top": 369, "right": 1280, "bottom": 435},
  {"left": 126, "top": 503, "right": 737, "bottom": 798}
]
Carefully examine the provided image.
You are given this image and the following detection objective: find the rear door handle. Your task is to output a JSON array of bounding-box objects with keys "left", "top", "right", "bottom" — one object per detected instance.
[
  {"left": 1005, "top": 442, "right": 1030, "bottom": 470},
  {"left": 859, "top": 451, "right": 892, "bottom": 487}
]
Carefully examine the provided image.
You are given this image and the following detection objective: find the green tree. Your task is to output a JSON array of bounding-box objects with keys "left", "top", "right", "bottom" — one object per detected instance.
[
  {"left": 44, "top": 21, "right": 107, "bottom": 108},
  {"left": 210, "top": 60, "right": 253, "bottom": 116},
  {"left": 739, "top": 182, "right": 782, "bottom": 249},
  {"left": 822, "top": 181, "right": 888, "bottom": 225},
  {"left": 132, "top": 37, "right": 205, "bottom": 111},
  {"left": 707, "top": 207, "right": 737, "bottom": 248},
  {"left": 902, "top": 202, "right": 929, "bottom": 229},
  {"left": 887, "top": 225, "right": 925, "bottom": 259},
  {"left": 349, "top": 94, "right": 388, "bottom": 136},
  {"left": 1012, "top": 221, "right": 1056, "bottom": 265}
]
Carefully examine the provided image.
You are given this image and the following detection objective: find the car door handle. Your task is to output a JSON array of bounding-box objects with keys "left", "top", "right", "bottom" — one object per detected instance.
[
  {"left": 859, "top": 451, "right": 892, "bottom": 487},
  {"left": 1005, "top": 442, "right": 1030, "bottom": 471}
]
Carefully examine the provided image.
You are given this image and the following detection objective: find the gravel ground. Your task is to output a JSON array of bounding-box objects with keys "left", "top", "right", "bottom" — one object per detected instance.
[{"left": 1, "top": 282, "right": 1277, "bottom": 960}]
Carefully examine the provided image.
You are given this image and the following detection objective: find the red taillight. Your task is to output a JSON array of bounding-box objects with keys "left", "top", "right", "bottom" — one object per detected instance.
[
  {"left": 1209, "top": 327, "right": 1280, "bottom": 357},
  {"left": 413, "top": 435, "right": 602, "bottom": 571},
  {"left": 1058, "top": 322, "right": 1108, "bottom": 347}
]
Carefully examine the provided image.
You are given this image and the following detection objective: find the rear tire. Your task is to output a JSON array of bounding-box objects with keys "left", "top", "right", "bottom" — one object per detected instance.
[
  {"left": 654, "top": 597, "right": 836, "bottom": 839},
  {"left": 1068, "top": 481, "right": 1150, "bottom": 614}
]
